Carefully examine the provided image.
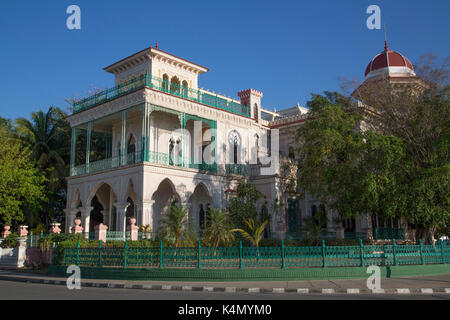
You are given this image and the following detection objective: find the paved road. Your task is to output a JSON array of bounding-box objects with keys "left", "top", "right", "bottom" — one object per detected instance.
[{"left": 0, "top": 280, "right": 449, "bottom": 300}]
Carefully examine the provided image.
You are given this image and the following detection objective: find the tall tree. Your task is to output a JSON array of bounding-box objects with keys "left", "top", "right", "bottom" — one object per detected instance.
[
  {"left": 229, "top": 182, "right": 264, "bottom": 231},
  {"left": 296, "top": 86, "right": 449, "bottom": 243},
  {"left": 353, "top": 55, "right": 450, "bottom": 243},
  {"left": 202, "top": 208, "right": 235, "bottom": 247},
  {"left": 15, "top": 107, "right": 71, "bottom": 226},
  {"left": 296, "top": 92, "right": 407, "bottom": 238},
  {"left": 157, "top": 204, "right": 196, "bottom": 247},
  {"left": 0, "top": 127, "right": 46, "bottom": 228},
  {"left": 231, "top": 218, "right": 269, "bottom": 248}
]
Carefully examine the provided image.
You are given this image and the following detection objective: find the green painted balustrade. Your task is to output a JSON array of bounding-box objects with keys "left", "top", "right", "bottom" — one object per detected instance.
[
  {"left": 225, "top": 163, "right": 248, "bottom": 176},
  {"left": 72, "top": 74, "right": 250, "bottom": 117},
  {"left": 70, "top": 150, "right": 218, "bottom": 176},
  {"left": 105, "top": 231, "right": 131, "bottom": 241},
  {"left": 61, "top": 240, "right": 450, "bottom": 269}
]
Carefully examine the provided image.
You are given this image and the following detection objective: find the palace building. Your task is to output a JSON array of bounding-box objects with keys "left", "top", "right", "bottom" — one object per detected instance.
[{"left": 64, "top": 43, "right": 416, "bottom": 241}]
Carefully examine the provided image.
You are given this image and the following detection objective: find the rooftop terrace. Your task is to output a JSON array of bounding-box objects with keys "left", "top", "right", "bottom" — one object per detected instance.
[{"left": 71, "top": 74, "right": 250, "bottom": 118}]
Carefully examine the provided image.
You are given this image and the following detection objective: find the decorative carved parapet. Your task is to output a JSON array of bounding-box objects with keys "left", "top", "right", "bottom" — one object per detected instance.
[
  {"left": 49, "top": 223, "right": 61, "bottom": 234},
  {"left": 1, "top": 226, "right": 11, "bottom": 239},
  {"left": 127, "top": 218, "right": 139, "bottom": 241},
  {"left": 18, "top": 225, "right": 28, "bottom": 237},
  {"left": 72, "top": 218, "right": 84, "bottom": 234}
]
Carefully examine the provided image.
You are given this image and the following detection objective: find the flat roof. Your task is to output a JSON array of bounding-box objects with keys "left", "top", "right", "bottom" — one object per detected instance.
[{"left": 103, "top": 46, "right": 209, "bottom": 73}]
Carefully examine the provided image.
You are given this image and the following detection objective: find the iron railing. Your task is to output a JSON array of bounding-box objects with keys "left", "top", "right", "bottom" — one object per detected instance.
[
  {"left": 225, "top": 163, "right": 248, "bottom": 176},
  {"left": 61, "top": 240, "right": 450, "bottom": 269},
  {"left": 106, "top": 231, "right": 131, "bottom": 241},
  {"left": 71, "top": 149, "right": 218, "bottom": 176},
  {"left": 72, "top": 74, "right": 250, "bottom": 117}
]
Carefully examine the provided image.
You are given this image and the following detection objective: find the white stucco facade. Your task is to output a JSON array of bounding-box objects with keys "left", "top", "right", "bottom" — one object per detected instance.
[{"left": 64, "top": 45, "right": 384, "bottom": 240}]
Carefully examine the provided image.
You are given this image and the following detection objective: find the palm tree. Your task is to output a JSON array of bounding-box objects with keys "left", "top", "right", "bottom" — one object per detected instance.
[
  {"left": 231, "top": 218, "right": 269, "bottom": 248},
  {"left": 158, "top": 205, "right": 195, "bottom": 247},
  {"left": 15, "top": 107, "right": 70, "bottom": 226},
  {"left": 15, "top": 107, "right": 69, "bottom": 173},
  {"left": 202, "top": 209, "right": 235, "bottom": 248},
  {"left": 303, "top": 206, "right": 327, "bottom": 245}
]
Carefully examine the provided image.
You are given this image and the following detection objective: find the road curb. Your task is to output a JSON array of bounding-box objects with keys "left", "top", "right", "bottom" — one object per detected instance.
[{"left": 1, "top": 274, "right": 450, "bottom": 295}]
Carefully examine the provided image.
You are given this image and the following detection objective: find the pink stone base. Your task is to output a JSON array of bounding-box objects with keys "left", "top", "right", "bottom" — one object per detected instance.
[{"left": 95, "top": 223, "right": 108, "bottom": 242}]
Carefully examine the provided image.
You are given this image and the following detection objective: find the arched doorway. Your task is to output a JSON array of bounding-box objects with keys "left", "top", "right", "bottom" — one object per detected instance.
[
  {"left": 188, "top": 183, "right": 212, "bottom": 232},
  {"left": 89, "top": 195, "right": 104, "bottom": 234},
  {"left": 151, "top": 179, "right": 181, "bottom": 232},
  {"left": 87, "top": 182, "right": 118, "bottom": 233}
]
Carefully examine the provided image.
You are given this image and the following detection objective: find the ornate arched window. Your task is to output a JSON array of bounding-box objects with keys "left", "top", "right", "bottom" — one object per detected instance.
[
  {"left": 182, "top": 80, "right": 188, "bottom": 97},
  {"left": 127, "top": 135, "right": 136, "bottom": 164},
  {"left": 169, "top": 138, "right": 175, "bottom": 166},
  {"left": 170, "top": 76, "right": 180, "bottom": 94},
  {"left": 228, "top": 130, "right": 241, "bottom": 164},
  {"left": 254, "top": 134, "right": 259, "bottom": 164},
  {"left": 254, "top": 103, "right": 259, "bottom": 121},
  {"left": 162, "top": 74, "right": 169, "bottom": 91},
  {"left": 199, "top": 204, "right": 205, "bottom": 230}
]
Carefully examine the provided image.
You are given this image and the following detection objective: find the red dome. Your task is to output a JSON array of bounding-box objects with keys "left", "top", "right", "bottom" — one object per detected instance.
[{"left": 364, "top": 42, "right": 414, "bottom": 77}]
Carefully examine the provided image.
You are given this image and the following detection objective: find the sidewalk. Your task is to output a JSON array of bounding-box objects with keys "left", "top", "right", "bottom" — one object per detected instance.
[{"left": 0, "top": 268, "right": 449, "bottom": 294}]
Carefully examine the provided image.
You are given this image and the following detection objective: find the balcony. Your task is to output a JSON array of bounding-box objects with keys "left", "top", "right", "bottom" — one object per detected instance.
[
  {"left": 70, "top": 149, "right": 218, "bottom": 176},
  {"left": 225, "top": 163, "right": 248, "bottom": 176},
  {"left": 72, "top": 74, "right": 250, "bottom": 117}
]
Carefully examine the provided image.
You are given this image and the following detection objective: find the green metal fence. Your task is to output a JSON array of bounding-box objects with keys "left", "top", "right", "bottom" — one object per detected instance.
[
  {"left": 26, "top": 232, "right": 45, "bottom": 248},
  {"left": 61, "top": 239, "right": 450, "bottom": 270},
  {"left": 72, "top": 74, "right": 250, "bottom": 117}
]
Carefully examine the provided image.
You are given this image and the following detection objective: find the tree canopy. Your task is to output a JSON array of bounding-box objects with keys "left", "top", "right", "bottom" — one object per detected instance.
[
  {"left": 295, "top": 88, "right": 449, "bottom": 242},
  {"left": 0, "top": 127, "right": 46, "bottom": 227}
]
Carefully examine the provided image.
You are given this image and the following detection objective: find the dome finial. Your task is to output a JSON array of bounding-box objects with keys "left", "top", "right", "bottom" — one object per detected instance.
[{"left": 383, "top": 24, "right": 389, "bottom": 51}]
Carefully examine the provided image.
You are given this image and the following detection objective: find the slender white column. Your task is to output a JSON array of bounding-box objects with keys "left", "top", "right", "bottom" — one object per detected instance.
[
  {"left": 101, "top": 209, "right": 108, "bottom": 226},
  {"left": 79, "top": 206, "right": 93, "bottom": 238},
  {"left": 70, "top": 127, "right": 76, "bottom": 175},
  {"left": 86, "top": 122, "right": 92, "bottom": 173},
  {"left": 136, "top": 200, "right": 155, "bottom": 227},
  {"left": 120, "top": 110, "right": 127, "bottom": 166},
  {"left": 113, "top": 202, "right": 129, "bottom": 233},
  {"left": 63, "top": 208, "right": 79, "bottom": 233}
]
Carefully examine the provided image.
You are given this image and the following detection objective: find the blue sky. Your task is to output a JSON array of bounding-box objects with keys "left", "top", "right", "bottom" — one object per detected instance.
[{"left": 0, "top": 0, "right": 449, "bottom": 119}]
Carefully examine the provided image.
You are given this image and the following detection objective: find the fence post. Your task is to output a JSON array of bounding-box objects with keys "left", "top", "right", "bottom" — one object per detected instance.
[
  {"left": 159, "top": 240, "right": 163, "bottom": 269},
  {"left": 322, "top": 240, "right": 327, "bottom": 268},
  {"left": 419, "top": 239, "right": 424, "bottom": 265},
  {"left": 281, "top": 240, "right": 285, "bottom": 269},
  {"left": 239, "top": 241, "right": 243, "bottom": 269},
  {"left": 197, "top": 240, "right": 201, "bottom": 269},
  {"left": 393, "top": 239, "right": 398, "bottom": 266},
  {"left": 76, "top": 241, "right": 80, "bottom": 266},
  {"left": 98, "top": 241, "right": 102, "bottom": 268},
  {"left": 124, "top": 240, "right": 128, "bottom": 269},
  {"left": 440, "top": 240, "right": 445, "bottom": 264},
  {"left": 359, "top": 239, "right": 364, "bottom": 267}
]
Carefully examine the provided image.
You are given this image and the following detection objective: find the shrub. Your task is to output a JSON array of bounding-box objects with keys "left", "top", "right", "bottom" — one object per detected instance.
[{"left": 0, "top": 233, "right": 18, "bottom": 248}]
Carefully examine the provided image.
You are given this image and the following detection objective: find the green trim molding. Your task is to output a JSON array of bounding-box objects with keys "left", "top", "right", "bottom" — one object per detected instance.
[{"left": 48, "top": 263, "right": 450, "bottom": 282}]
